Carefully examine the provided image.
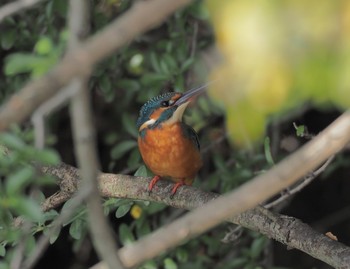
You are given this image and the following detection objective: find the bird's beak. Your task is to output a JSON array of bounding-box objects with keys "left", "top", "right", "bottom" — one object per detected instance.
[
  {"left": 174, "top": 83, "right": 208, "bottom": 106},
  {"left": 166, "top": 83, "right": 207, "bottom": 124}
]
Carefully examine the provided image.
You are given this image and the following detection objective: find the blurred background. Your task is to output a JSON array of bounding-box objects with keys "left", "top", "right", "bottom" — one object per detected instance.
[{"left": 0, "top": 0, "right": 350, "bottom": 268}]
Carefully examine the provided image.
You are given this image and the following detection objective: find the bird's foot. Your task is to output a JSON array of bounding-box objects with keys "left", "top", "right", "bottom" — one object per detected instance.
[
  {"left": 170, "top": 181, "right": 185, "bottom": 199},
  {"left": 148, "top": 175, "right": 161, "bottom": 195}
]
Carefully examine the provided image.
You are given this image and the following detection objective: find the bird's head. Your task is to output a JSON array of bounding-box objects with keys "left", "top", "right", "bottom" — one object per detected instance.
[{"left": 136, "top": 85, "right": 205, "bottom": 132}]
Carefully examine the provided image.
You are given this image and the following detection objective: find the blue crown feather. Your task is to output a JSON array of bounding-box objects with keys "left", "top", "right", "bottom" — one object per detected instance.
[{"left": 136, "top": 92, "right": 178, "bottom": 129}]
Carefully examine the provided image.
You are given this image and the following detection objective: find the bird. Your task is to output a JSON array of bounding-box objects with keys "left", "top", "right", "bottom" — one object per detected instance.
[{"left": 136, "top": 85, "right": 206, "bottom": 196}]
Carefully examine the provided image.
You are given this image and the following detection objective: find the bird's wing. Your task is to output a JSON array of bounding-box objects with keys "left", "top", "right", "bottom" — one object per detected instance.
[{"left": 181, "top": 122, "right": 200, "bottom": 151}]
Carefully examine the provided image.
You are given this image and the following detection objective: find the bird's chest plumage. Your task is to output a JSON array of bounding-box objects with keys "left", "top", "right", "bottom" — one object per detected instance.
[{"left": 138, "top": 123, "right": 202, "bottom": 183}]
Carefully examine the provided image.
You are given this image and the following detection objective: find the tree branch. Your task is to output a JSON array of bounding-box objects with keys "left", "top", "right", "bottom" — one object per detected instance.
[
  {"left": 39, "top": 111, "right": 350, "bottom": 269},
  {"left": 264, "top": 155, "right": 335, "bottom": 209},
  {"left": 0, "top": 0, "right": 192, "bottom": 131},
  {"left": 67, "top": 1, "right": 124, "bottom": 268},
  {"left": 39, "top": 160, "right": 350, "bottom": 269},
  {"left": 111, "top": 111, "right": 350, "bottom": 268},
  {"left": 0, "top": 0, "right": 43, "bottom": 22}
]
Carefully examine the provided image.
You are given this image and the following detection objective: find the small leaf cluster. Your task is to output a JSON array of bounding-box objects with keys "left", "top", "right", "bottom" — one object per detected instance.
[
  {"left": 0, "top": 0, "right": 68, "bottom": 99},
  {"left": 0, "top": 127, "right": 60, "bottom": 265}
]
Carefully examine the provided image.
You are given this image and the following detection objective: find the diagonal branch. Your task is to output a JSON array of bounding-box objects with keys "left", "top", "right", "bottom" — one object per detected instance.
[
  {"left": 264, "top": 155, "right": 335, "bottom": 209},
  {"left": 39, "top": 111, "right": 350, "bottom": 269},
  {"left": 97, "top": 110, "right": 350, "bottom": 268},
  {"left": 39, "top": 161, "right": 350, "bottom": 269},
  {"left": 0, "top": 0, "right": 192, "bottom": 131},
  {"left": 0, "top": 0, "right": 43, "bottom": 22}
]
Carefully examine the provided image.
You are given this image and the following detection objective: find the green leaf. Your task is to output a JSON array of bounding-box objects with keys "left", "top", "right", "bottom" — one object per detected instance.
[
  {"left": 69, "top": 219, "right": 83, "bottom": 240},
  {"left": 164, "top": 258, "right": 178, "bottom": 269},
  {"left": 250, "top": 236, "right": 267, "bottom": 259},
  {"left": 0, "top": 133, "right": 25, "bottom": 150},
  {"left": 99, "top": 75, "right": 113, "bottom": 101},
  {"left": 45, "top": 0, "right": 54, "bottom": 18},
  {"left": 104, "top": 132, "right": 119, "bottom": 145},
  {"left": 4, "top": 53, "right": 41, "bottom": 76},
  {"left": 116, "top": 79, "right": 140, "bottom": 92},
  {"left": 33, "top": 149, "right": 60, "bottom": 165},
  {"left": 51, "top": 0, "right": 68, "bottom": 17},
  {"left": 34, "top": 37, "right": 53, "bottom": 55},
  {"left": 35, "top": 174, "right": 56, "bottom": 186},
  {"left": 0, "top": 244, "right": 6, "bottom": 257},
  {"left": 176, "top": 248, "right": 188, "bottom": 263},
  {"left": 134, "top": 165, "right": 148, "bottom": 177},
  {"left": 110, "top": 140, "right": 137, "bottom": 160},
  {"left": 115, "top": 203, "right": 133, "bottom": 218},
  {"left": 24, "top": 234, "right": 36, "bottom": 255},
  {"left": 1, "top": 30, "right": 16, "bottom": 50},
  {"left": 180, "top": 58, "right": 194, "bottom": 72},
  {"left": 33, "top": 190, "right": 46, "bottom": 204},
  {"left": 135, "top": 220, "right": 151, "bottom": 238},
  {"left": 127, "top": 148, "right": 141, "bottom": 169},
  {"left": 43, "top": 226, "right": 61, "bottom": 244},
  {"left": 119, "top": 223, "right": 135, "bottom": 245},
  {"left": 43, "top": 210, "right": 59, "bottom": 222},
  {"left": 30, "top": 56, "right": 57, "bottom": 78},
  {"left": 103, "top": 198, "right": 121, "bottom": 207},
  {"left": 15, "top": 198, "right": 43, "bottom": 222},
  {"left": 140, "top": 73, "right": 169, "bottom": 86},
  {"left": 122, "top": 114, "right": 138, "bottom": 138},
  {"left": 294, "top": 123, "right": 306, "bottom": 137},
  {"left": 6, "top": 166, "right": 34, "bottom": 195},
  {"left": 150, "top": 51, "right": 161, "bottom": 73},
  {"left": 127, "top": 53, "right": 144, "bottom": 75},
  {"left": 61, "top": 198, "right": 85, "bottom": 226},
  {"left": 162, "top": 54, "right": 178, "bottom": 72},
  {"left": 144, "top": 202, "right": 167, "bottom": 214},
  {"left": 227, "top": 257, "right": 249, "bottom": 269},
  {"left": 159, "top": 58, "right": 170, "bottom": 75},
  {"left": 0, "top": 262, "right": 9, "bottom": 269},
  {"left": 264, "top": 137, "right": 274, "bottom": 166},
  {"left": 139, "top": 260, "right": 157, "bottom": 269}
]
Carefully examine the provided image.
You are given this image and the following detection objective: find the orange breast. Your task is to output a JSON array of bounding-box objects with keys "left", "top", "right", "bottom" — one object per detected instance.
[{"left": 138, "top": 123, "right": 202, "bottom": 185}]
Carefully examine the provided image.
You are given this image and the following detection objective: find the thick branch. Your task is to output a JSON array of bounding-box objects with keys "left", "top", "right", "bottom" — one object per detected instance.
[
  {"left": 0, "top": 0, "right": 43, "bottom": 22},
  {"left": 41, "top": 162, "right": 350, "bottom": 269},
  {"left": 0, "top": 0, "right": 192, "bottom": 131},
  {"left": 110, "top": 111, "right": 350, "bottom": 268},
  {"left": 42, "top": 106, "right": 350, "bottom": 269}
]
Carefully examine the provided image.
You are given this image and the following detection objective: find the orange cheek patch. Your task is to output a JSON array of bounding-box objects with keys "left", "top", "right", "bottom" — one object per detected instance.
[
  {"left": 171, "top": 94, "right": 182, "bottom": 102},
  {"left": 150, "top": 108, "right": 164, "bottom": 120}
]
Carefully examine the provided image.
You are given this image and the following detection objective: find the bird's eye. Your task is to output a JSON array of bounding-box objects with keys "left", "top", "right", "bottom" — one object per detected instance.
[
  {"left": 161, "top": 101, "right": 169, "bottom": 107},
  {"left": 161, "top": 99, "right": 175, "bottom": 107}
]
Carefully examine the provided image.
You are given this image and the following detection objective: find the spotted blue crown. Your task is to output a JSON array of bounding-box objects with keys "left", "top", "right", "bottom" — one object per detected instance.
[{"left": 136, "top": 92, "right": 178, "bottom": 130}]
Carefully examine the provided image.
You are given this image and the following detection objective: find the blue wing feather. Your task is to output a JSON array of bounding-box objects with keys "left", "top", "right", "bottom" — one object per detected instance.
[{"left": 181, "top": 122, "right": 200, "bottom": 151}]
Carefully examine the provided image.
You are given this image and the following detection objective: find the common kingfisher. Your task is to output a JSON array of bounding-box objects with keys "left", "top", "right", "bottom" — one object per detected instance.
[{"left": 137, "top": 85, "right": 206, "bottom": 196}]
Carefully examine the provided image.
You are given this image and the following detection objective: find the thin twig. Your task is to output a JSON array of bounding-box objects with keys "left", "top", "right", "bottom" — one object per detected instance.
[
  {"left": 221, "top": 225, "right": 243, "bottom": 243},
  {"left": 41, "top": 191, "right": 72, "bottom": 212},
  {"left": 264, "top": 155, "right": 335, "bottom": 209},
  {"left": 0, "top": 0, "right": 43, "bottom": 23},
  {"left": 31, "top": 84, "right": 79, "bottom": 149}
]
